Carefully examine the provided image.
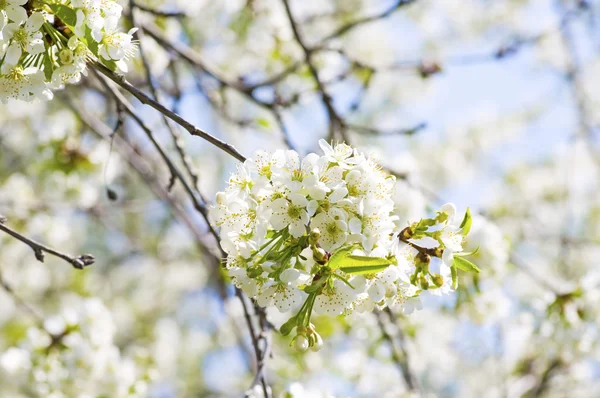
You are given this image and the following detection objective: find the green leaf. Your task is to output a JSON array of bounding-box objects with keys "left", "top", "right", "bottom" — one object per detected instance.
[
  {"left": 279, "top": 315, "right": 297, "bottom": 336},
  {"left": 102, "top": 59, "right": 119, "bottom": 72},
  {"left": 43, "top": 48, "right": 54, "bottom": 81},
  {"left": 454, "top": 246, "right": 480, "bottom": 257},
  {"left": 459, "top": 207, "right": 472, "bottom": 236},
  {"left": 453, "top": 256, "right": 481, "bottom": 273},
  {"left": 339, "top": 255, "right": 392, "bottom": 275},
  {"left": 49, "top": 4, "right": 77, "bottom": 27},
  {"left": 451, "top": 266, "right": 458, "bottom": 289},
  {"left": 331, "top": 273, "right": 355, "bottom": 289},
  {"left": 84, "top": 27, "right": 99, "bottom": 56},
  {"left": 327, "top": 245, "right": 356, "bottom": 270}
]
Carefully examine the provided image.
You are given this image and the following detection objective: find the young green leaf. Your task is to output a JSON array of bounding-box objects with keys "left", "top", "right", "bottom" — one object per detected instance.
[
  {"left": 338, "top": 255, "right": 392, "bottom": 275},
  {"left": 451, "top": 266, "right": 458, "bottom": 289},
  {"left": 49, "top": 5, "right": 78, "bottom": 27},
  {"left": 459, "top": 207, "right": 472, "bottom": 236},
  {"left": 327, "top": 245, "right": 355, "bottom": 270},
  {"left": 454, "top": 246, "right": 480, "bottom": 257},
  {"left": 453, "top": 256, "right": 481, "bottom": 273}
]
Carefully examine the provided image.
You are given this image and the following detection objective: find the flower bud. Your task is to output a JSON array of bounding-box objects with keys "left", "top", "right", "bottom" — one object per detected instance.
[
  {"left": 216, "top": 192, "right": 227, "bottom": 205},
  {"left": 400, "top": 227, "right": 413, "bottom": 240},
  {"left": 432, "top": 274, "right": 444, "bottom": 287},
  {"left": 410, "top": 273, "right": 418, "bottom": 285},
  {"left": 309, "top": 228, "right": 321, "bottom": 246},
  {"left": 294, "top": 335, "right": 309, "bottom": 353},
  {"left": 310, "top": 332, "right": 323, "bottom": 352},
  {"left": 419, "top": 276, "right": 429, "bottom": 290},
  {"left": 416, "top": 252, "right": 430, "bottom": 266},
  {"left": 59, "top": 49, "right": 74, "bottom": 65},
  {"left": 313, "top": 247, "right": 328, "bottom": 264}
]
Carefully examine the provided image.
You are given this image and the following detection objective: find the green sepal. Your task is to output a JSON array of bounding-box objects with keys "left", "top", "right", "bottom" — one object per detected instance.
[
  {"left": 453, "top": 256, "right": 481, "bottom": 273},
  {"left": 459, "top": 207, "right": 472, "bottom": 236}
]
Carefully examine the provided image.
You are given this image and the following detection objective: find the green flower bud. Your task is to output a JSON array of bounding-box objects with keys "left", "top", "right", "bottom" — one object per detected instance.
[
  {"left": 432, "top": 274, "right": 444, "bottom": 287},
  {"left": 313, "top": 247, "right": 328, "bottom": 264},
  {"left": 309, "top": 228, "right": 321, "bottom": 246},
  {"left": 59, "top": 49, "right": 74, "bottom": 65},
  {"left": 419, "top": 276, "right": 429, "bottom": 290},
  {"left": 410, "top": 273, "right": 418, "bottom": 285}
]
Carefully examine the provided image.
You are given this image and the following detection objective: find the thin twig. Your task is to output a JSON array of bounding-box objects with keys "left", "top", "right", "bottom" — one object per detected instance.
[{"left": 0, "top": 216, "right": 94, "bottom": 269}]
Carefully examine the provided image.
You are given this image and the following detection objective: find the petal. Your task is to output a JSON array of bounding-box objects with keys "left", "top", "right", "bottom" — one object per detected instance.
[
  {"left": 318, "top": 139, "right": 333, "bottom": 155},
  {"left": 5, "top": 44, "right": 21, "bottom": 65},
  {"left": 25, "top": 12, "right": 44, "bottom": 31},
  {"left": 307, "top": 200, "right": 318, "bottom": 217},
  {"left": 349, "top": 217, "right": 362, "bottom": 234},
  {"left": 440, "top": 203, "right": 457, "bottom": 222},
  {"left": 280, "top": 268, "right": 300, "bottom": 284},
  {"left": 368, "top": 282, "right": 385, "bottom": 303},
  {"left": 270, "top": 198, "right": 289, "bottom": 213},
  {"left": 289, "top": 220, "right": 306, "bottom": 238},
  {"left": 288, "top": 193, "right": 308, "bottom": 207},
  {"left": 329, "top": 187, "right": 348, "bottom": 203},
  {"left": 6, "top": 5, "right": 26, "bottom": 23}
]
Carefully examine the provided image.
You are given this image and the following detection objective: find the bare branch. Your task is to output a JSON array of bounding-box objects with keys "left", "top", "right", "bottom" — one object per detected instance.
[
  {"left": 0, "top": 216, "right": 94, "bottom": 269},
  {"left": 89, "top": 61, "right": 247, "bottom": 162}
]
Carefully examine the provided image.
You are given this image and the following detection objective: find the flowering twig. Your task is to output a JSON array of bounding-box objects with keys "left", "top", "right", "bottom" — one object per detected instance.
[{"left": 0, "top": 216, "right": 94, "bottom": 269}]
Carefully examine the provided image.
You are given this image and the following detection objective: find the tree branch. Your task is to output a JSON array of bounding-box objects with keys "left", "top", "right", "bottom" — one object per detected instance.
[{"left": 0, "top": 216, "right": 94, "bottom": 269}]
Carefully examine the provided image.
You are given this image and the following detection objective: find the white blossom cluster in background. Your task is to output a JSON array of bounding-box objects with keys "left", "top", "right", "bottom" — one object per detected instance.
[
  {"left": 211, "top": 140, "right": 479, "bottom": 351},
  {"left": 0, "top": 297, "right": 155, "bottom": 398},
  {"left": 0, "top": 0, "right": 136, "bottom": 103}
]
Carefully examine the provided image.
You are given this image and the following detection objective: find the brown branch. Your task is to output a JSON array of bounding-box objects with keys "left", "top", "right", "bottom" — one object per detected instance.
[
  {"left": 282, "top": 0, "right": 345, "bottom": 141},
  {"left": 376, "top": 308, "right": 419, "bottom": 392},
  {"left": 89, "top": 61, "right": 247, "bottom": 162},
  {"left": 0, "top": 216, "right": 94, "bottom": 270},
  {"left": 321, "top": 0, "right": 417, "bottom": 43}
]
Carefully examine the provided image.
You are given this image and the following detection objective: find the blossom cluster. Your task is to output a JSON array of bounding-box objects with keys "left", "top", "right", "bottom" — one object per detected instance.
[
  {"left": 0, "top": 0, "right": 136, "bottom": 103},
  {"left": 0, "top": 298, "right": 155, "bottom": 397},
  {"left": 211, "top": 140, "right": 478, "bottom": 351}
]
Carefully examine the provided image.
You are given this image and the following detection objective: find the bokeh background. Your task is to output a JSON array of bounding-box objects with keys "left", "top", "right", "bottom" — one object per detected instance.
[{"left": 1, "top": 0, "right": 600, "bottom": 397}]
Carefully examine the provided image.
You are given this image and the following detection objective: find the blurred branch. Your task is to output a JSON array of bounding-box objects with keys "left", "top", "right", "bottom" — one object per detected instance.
[
  {"left": 282, "top": 0, "right": 345, "bottom": 141},
  {"left": 130, "top": 3, "right": 203, "bottom": 194},
  {"left": 321, "top": 0, "right": 417, "bottom": 43},
  {"left": 0, "top": 216, "right": 94, "bottom": 270},
  {"left": 376, "top": 308, "right": 419, "bottom": 392},
  {"left": 141, "top": 22, "right": 296, "bottom": 149},
  {"left": 132, "top": 2, "right": 186, "bottom": 18},
  {"left": 348, "top": 122, "right": 427, "bottom": 136},
  {"left": 89, "top": 61, "right": 247, "bottom": 162}
]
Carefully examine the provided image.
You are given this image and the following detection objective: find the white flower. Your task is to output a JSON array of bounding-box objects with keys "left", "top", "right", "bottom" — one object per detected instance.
[
  {"left": 72, "top": 0, "right": 104, "bottom": 40},
  {"left": 0, "top": 65, "right": 53, "bottom": 103},
  {"left": 319, "top": 139, "right": 354, "bottom": 167},
  {"left": 314, "top": 276, "right": 363, "bottom": 315},
  {"left": 2, "top": 12, "right": 45, "bottom": 66},
  {"left": 310, "top": 211, "right": 348, "bottom": 251},
  {"left": 98, "top": 27, "right": 138, "bottom": 63},
  {"left": 269, "top": 193, "right": 312, "bottom": 238},
  {"left": 0, "top": 0, "right": 27, "bottom": 24}
]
